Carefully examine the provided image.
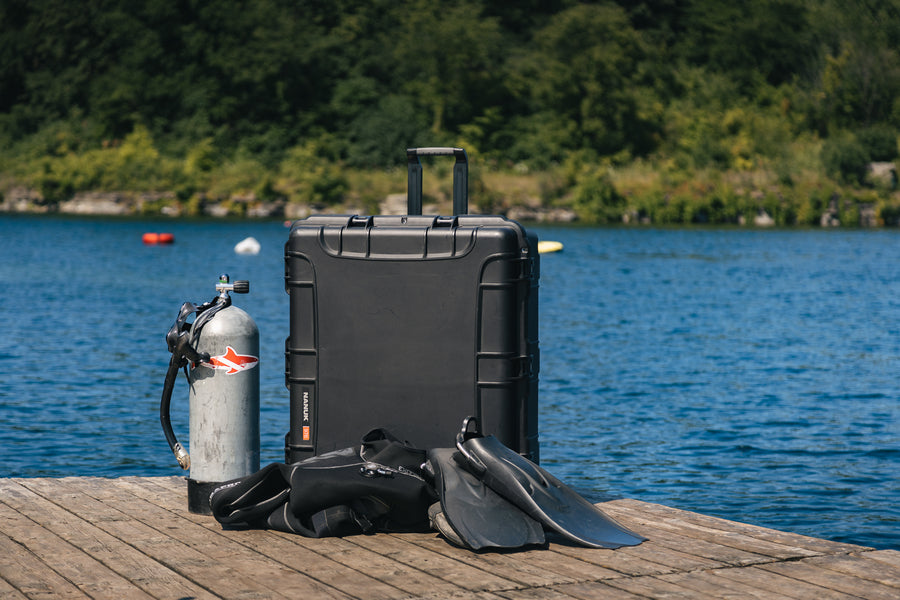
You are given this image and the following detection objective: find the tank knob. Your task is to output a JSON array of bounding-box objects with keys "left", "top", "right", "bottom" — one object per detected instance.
[{"left": 215, "top": 274, "right": 250, "bottom": 296}]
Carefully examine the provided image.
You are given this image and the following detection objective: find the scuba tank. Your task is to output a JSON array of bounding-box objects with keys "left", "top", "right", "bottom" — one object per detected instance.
[{"left": 160, "top": 274, "right": 260, "bottom": 514}]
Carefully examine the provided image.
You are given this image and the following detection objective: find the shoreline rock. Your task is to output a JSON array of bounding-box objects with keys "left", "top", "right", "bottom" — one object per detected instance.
[
  {"left": 0, "top": 185, "right": 888, "bottom": 227},
  {"left": 0, "top": 186, "right": 583, "bottom": 223}
]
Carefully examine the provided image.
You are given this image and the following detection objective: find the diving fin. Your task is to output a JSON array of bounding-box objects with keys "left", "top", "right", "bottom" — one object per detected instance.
[
  {"left": 426, "top": 447, "right": 545, "bottom": 550},
  {"left": 455, "top": 418, "right": 646, "bottom": 549}
]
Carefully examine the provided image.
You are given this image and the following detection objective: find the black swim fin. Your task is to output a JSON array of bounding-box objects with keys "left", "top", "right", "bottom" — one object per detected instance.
[
  {"left": 455, "top": 418, "right": 646, "bottom": 549},
  {"left": 426, "top": 448, "right": 545, "bottom": 550}
]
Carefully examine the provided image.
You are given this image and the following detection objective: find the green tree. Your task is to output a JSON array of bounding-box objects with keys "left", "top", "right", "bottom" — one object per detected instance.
[
  {"left": 277, "top": 136, "right": 348, "bottom": 205},
  {"left": 807, "top": 0, "right": 900, "bottom": 130},
  {"left": 822, "top": 132, "right": 869, "bottom": 184},
  {"left": 390, "top": 0, "right": 507, "bottom": 135},
  {"left": 506, "top": 3, "right": 661, "bottom": 161},
  {"left": 680, "top": 0, "right": 814, "bottom": 89}
]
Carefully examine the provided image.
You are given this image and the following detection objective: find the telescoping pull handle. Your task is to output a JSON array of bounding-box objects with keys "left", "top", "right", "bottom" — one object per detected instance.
[{"left": 406, "top": 147, "right": 468, "bottom": 216}]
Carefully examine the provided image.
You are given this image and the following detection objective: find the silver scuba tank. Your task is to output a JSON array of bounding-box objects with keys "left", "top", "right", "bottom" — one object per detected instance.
[
  {"left": 187, "top": 299, "right": 260, "bottom": 514},
  {"left": 160, "top": 274, "right": 260, "bottom": 515}
]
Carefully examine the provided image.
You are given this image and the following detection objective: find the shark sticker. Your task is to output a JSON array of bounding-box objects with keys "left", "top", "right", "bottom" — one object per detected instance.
[{"left": 199, "top": 346, "right": 259, "bottom": 374}]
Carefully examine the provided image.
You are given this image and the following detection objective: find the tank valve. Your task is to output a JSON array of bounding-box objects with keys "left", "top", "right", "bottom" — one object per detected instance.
[{"left": 215, "top": 273, "right": 249, "bottom": 297}]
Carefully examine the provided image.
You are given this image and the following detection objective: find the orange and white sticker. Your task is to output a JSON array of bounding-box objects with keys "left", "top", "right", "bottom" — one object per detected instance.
[{"left": 199, "top": 346, "right": 259, "bottom": 374}]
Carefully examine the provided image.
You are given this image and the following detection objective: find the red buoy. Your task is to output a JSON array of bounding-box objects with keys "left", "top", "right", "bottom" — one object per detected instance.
[{"left": 143, "top": 232, "right": 175, "bottom": 245}]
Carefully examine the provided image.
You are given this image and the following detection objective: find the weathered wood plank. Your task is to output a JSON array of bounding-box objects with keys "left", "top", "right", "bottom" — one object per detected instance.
[
  {"left": 112, "top": 476, "right": 186, "bottom": 511},
  {"left": 590, "top": 521, "right": 771, "bottom": 567},
  {"left": 0, "top": 575, "right": 29, "bottom": 600},
  {"left": 389, "top": 530, "right": 582, "bottom": 589},
  {"left": 794, "top": 553, "right": 900, "bottom": 588},
  {"left": 607, "top": 500, "right": 825, "bottom": 560},
  {"left": 114, "top": 476, "right": 471, "bottom": 598},
  {"left": 141, "top": 475, "right": 184, "bottom": 495},
  {"left": 393, "top": 529, "right": 629, "bottom": 587},
  {"left": 759, "top": 558, "right": 900, "bottom": 600},
  {"left": 0, "top": 479, "right": 216, "bottom": 600},
  {"left": 269, "top": 531, "right": 466, "bottom": 598},
  {"left": 0, "top": 488, "right": 154, "bottom": 600},
  {"left": 347, "top": 530, "right": 524, "bottom": 593},
  {"left": 493, "top": 588, "right": 586, "bottom": 599},
  {"left": 656, "top": 568, "right": 800, "bottom": 600},
  {"left": 19, "top": 477, "right": 350, "bottom": 599},
  {"left": 866, "top": 549, "right": 900, "bottom": 569},
  {"left": 220, "top": 527, "right": 421, "bottom": 600},
  {"left": 73, "top": 477, "right": 360, "bottom": 600},
  {"left": 534, "top": 505, "right": 708, "bottom": 579},
  {"left": 545, "top": 541, "right": 679, "bottom": 578},
  {"left": 0, "top": 529, "right": 91, "bottom": 600},
  {"left": 603, "top": 572, "right": 724, "bottom": 599},
  {"left": 113, "top": 477, "right": 415, "bottom": 600},
  {"left": 711, "top": 565, "right": 865, "bottom": 600},
  {"left": 411, "top": 592, "right": 508, "bottom": 600},
  {"left": 608, "top": 499, "right": 868, "bottom": 554},
  {"left": 601, "top": 535, "right": 726, "bottom": 572},
  {"left": 551, "top": 581, "right": 646, "bottom": 600},
  {"left": 504, "top": 544, "right": 624, "bottom": 583}
]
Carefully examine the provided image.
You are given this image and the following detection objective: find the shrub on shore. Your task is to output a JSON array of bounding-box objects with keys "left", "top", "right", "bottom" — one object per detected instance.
[{"left": 1, "top": 119, "right": 897, "bottom": 226}]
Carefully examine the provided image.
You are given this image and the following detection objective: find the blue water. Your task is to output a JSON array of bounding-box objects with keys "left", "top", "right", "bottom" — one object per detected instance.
[{"left": 2, "top": 215, "right": 898, "bottom": 550}]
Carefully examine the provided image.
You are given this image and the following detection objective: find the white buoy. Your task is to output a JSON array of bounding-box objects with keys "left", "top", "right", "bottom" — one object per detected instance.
[
  {"left": 234, "top": 237, "right": 261, "bottom": 255},
  {"left": 537, "top": 240, "right": 563, "bottom": 254}
]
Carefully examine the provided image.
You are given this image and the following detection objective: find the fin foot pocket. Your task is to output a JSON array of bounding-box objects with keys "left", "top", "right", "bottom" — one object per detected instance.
[
  {"left": 455, "top": 417, "right": 646, "bottom": 549},
  {"left": 427, "top": 448, "right": 545, "bottom": 550}
]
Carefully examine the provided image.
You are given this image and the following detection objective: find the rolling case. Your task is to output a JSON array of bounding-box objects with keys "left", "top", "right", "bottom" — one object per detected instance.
[{"left": 284, "top": 147, "right": 539, "bottom": 463}]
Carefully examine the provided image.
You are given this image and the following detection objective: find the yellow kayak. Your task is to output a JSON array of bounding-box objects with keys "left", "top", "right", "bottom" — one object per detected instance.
[{"left": 537, "top": 240, "right": 564, "bottom": 254}]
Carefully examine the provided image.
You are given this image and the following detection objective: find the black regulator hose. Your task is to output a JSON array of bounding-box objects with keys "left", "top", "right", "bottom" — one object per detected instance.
[
  {"left": 159, "top": 300, "right": 217, "bottom": 470},
  {"left": 160, "top": 354, "right": 191, "bottom": 469}
]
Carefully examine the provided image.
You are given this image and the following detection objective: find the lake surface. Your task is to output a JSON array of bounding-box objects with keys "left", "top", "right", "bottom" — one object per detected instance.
[{"left": 1, "top": 215, "right": 898, "bottom": 550}]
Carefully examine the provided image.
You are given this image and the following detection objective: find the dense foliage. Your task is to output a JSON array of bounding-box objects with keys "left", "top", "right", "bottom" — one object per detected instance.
[{"left": 2, "top": 0, "right": 900, "bottom": 224}]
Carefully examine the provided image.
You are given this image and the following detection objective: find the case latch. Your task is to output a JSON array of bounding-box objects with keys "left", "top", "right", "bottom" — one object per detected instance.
[
  {"left": 349, "top": 215, "right": 374, "bottom": 228},
  {"left": 434, "top": 216, "right": 459, "bottom": 228}
]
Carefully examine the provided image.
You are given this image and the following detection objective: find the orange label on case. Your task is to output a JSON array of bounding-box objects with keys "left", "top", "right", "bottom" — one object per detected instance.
[{"left": 302, "top": 426, "right": 310, "bottom": 441}]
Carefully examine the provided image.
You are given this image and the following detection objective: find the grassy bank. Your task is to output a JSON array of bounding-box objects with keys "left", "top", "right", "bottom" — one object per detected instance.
[{"left": 1, "top": 127, "right": 898, "bottom": 226}]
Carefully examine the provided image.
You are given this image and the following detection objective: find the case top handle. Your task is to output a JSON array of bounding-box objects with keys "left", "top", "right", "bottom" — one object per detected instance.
[{"left": 406, "top": 147, "right": 468, "bottom": 216}]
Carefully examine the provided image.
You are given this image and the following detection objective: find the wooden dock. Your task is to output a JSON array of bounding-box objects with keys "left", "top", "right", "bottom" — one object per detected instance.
[{"left": 1, "top": 476, "right": 898, "bottom": 599}]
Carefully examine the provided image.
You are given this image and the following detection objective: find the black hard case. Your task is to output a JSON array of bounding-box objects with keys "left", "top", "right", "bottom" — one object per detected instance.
[{"left": 284, "top": 148, "right": 539, "bottom": 463}]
